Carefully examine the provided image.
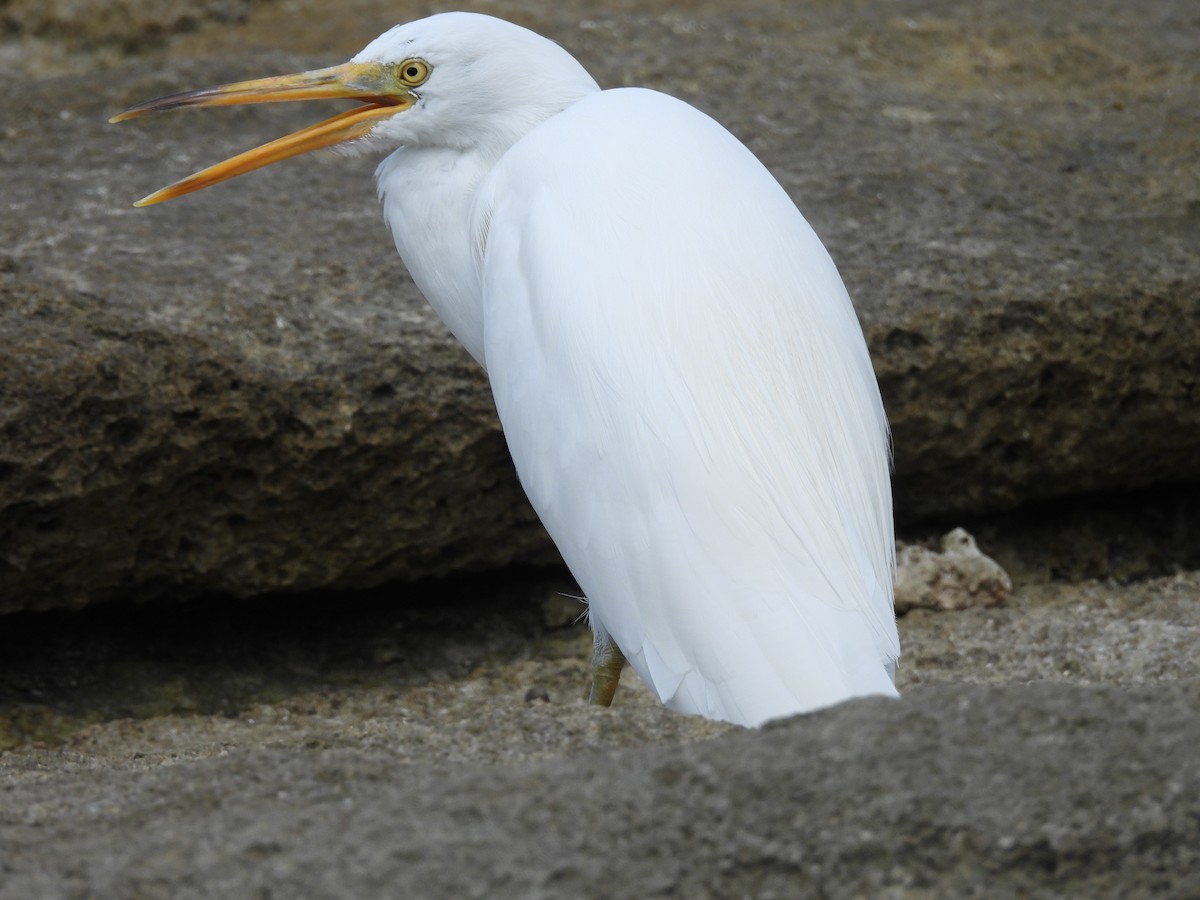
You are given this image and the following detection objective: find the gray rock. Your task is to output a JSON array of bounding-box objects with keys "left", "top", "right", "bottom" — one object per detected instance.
[
  {"left": 1, "top": 0, "right": 260, "bottom": 53},
  {"left": 1, "top": 551, "right": 1197, "bottom": 896},
  {"left": 2, "top": 0, "right": 1198, "bottom": 609},
  {"left": 2, "top": 61, "right": 559, "bottom": 612},
  {"left": 895, "top": 528, "right": 1012, "bottom": 613},
  {"left": 2, "top": 680, "right": 1197, "bottom": 898}
]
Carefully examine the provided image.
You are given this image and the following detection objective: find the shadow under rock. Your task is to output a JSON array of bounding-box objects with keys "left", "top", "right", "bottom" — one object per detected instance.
[{"left": 0, "top": 565, "right": 583, "bottom": 749}]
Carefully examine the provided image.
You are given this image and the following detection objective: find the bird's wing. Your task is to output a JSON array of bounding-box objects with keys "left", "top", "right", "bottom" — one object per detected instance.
[{"left": 474, "top": 88, "right": 898, "bottom": 726}]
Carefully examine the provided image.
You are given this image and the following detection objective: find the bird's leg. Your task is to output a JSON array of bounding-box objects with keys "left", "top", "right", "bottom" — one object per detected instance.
[{"left": 588, "top": 630, "right": 627, "bottom": 707}]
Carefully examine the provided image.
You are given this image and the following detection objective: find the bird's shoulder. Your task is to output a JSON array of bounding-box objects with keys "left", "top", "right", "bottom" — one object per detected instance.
[
  {"left": 480, "top": 87, "right": 762, "bottom": 207},
  {"left": 532, "top": 86, "right": 721, "bottom": 146}
]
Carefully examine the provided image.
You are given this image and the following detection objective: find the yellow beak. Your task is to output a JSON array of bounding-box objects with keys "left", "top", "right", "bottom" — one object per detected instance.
[{"left": 111, "top": 62, "right": 413, "bottom": 206}]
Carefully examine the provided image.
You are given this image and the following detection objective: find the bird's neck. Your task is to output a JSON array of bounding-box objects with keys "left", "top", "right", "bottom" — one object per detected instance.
[{"left": 376, "top": 145, "right": 495, "bottom": 366}]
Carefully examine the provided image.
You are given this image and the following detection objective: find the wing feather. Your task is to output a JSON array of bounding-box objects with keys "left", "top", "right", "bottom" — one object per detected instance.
[{"left": 475, "top": 88, "right": 898, "bottom": 726}]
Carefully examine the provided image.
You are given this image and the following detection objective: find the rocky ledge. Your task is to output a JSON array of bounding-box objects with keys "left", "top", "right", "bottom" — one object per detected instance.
[{"left": 1, "top": 0, "right": 1197, "bottom": 610}]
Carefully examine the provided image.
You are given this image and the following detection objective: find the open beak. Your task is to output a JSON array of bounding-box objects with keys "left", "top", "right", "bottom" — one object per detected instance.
[{"left": 111, "top": 62, "right": 413, "bottom": 206}]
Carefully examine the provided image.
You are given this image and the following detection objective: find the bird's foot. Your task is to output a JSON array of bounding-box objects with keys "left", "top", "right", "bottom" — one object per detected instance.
[{"left": 588, "top": 632, "right": 626, "bottom": 707}]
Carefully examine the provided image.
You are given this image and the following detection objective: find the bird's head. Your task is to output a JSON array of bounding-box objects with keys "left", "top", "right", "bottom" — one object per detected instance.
[{"left": 111, "top": 12, "right": 598, "bottom": 207}]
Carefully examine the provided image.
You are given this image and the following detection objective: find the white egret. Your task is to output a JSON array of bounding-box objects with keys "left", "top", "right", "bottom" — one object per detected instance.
[{"left": 112, "top": 11, "right": 899, "bottom": 727}]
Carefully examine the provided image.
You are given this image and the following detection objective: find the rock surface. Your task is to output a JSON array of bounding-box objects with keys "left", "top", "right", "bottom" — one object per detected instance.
[
  {"left": 2, "top": 0, "right": 1198, "bottom": 609},
  {"left": 895, "top": 527, "right": 1012, "bottom": 613},
  {"left": 1, "top": 563, "right": 1198, "bottom": 898},
  {"left": 4, "top": 683, "right": 1197, "bottom": 900}
]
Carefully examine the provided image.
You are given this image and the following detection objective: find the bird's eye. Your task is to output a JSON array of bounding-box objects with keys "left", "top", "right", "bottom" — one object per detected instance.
[{"left": 397, "top": 59, "right": 431, "bottom": 86}]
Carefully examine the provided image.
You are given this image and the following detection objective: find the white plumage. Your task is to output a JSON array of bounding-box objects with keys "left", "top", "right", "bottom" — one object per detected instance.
[{"left": 114, "top": 12, "right": 900, "bottom": 726}]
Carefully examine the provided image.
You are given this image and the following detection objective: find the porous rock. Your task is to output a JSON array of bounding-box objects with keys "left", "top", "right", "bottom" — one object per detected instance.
[
  {"left": 895, "top": 527, "right": 1012, "bottom": 613},
  {"left": 1, "top": 0, "right": 1197, "bottom": 609},
  {"left": 1, "top": 680, "right": 1197, "bottom": 898}
]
